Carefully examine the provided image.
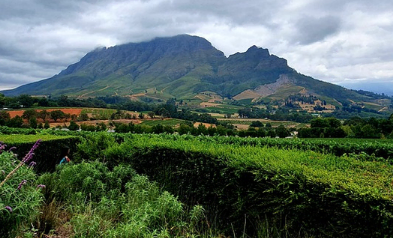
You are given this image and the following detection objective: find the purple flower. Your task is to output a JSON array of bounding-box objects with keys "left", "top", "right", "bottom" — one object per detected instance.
[
  {"left": 28, "top": 161, "right": 36, "bottom": 168},
  {"left": 36, "top": 184, "right": 46, "bottom": 189},
  {"left": 5, "top": 206, "right": 12, "bottom": 213},
  {"left": 8, "top": 147, "right": 16, "bottom": 152},
  {"left": 17, "top": 180, "right": 27, "bottom": 190},
  {"left": 22, "top": 139, "right": 41, "bottom": 164},
  {"left": 0, "top": 144, "right": 6, "bottom": 154}
]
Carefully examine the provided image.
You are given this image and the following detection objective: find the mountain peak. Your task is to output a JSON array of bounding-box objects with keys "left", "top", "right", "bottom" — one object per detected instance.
[
  {"left": 2, "top": 34, "right": 382, "bottom": 110},
  {"left": 245, "top": 45, "right": 270, "bottom": 58}
]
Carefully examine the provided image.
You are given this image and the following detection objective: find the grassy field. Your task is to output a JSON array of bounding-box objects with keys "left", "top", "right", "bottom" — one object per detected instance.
[
  {"left": 218, "top": 118, "right": 304, "bottom": 128},
  {"left": 0, "top": 134, "right": 76, "bottom": 143},
  {"left": 304, "top": 137, "right": 393, "bottom": 144},
  {"left": 81, "top": 108, "right": 117, "bottom": 119},
  {"left": 140, "top": 118, "right": 185, "bottom": 127}
]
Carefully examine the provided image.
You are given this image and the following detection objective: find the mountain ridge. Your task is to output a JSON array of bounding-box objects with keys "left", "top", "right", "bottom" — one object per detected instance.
[{"left": 2, "top": 34, "right": 390, "bottom": 111}]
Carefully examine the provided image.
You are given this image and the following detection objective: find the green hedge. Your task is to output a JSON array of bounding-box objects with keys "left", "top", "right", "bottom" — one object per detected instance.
[
  {"left": 119, "top": 134, "right": 393, "bottom": 237},
  {"left": 0, "top": 135, "right": 81, "bottom": 173},
  {"left": 179, "top": 135, "right": 393, "bottom": 162}
]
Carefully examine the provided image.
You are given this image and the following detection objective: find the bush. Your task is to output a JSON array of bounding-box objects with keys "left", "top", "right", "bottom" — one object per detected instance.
[
  {"left": 123, "top": 134, "right": 393, "bottom": 237},
  {"left": 74, "top": 133, "right": 117, "bottom": 164},
  {"left": 68, "top": 121, "right": 79, "bottom": 131},
  {"left": 38, "top": 161, "right": 208, "bottom": 237},
  {"left": 0, "top": 146, "right": 44, "bottom": 237},
  {"left": 2, "top": 135, "right": 80, "bottom": 173}
]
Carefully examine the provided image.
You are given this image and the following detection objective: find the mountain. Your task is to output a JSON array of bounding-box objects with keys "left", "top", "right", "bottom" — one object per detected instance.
[{"left": 2, "top": 34, "right": 391, "bottom": 110}]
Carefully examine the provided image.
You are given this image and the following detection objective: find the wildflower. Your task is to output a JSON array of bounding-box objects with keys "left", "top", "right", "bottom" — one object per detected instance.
[
  {"left": 17, "top": 180, "right": 27, "bottom": 190},
  {"left": 0, "top": 144, "right": 6, "bottom": 154},
  {"left": 0, "top": 139, "right": 41, "bottom": 189},
  {"left": 22, "top": 139, "right": 41, "bottom": 164},
  {"left": 8, "top": 147, "right": 16, "bottom": 152},
  {"left": 36, "top": 184, "right": 46, "bottom": 189},
  {"left": 28, "top": 161, "right": 36, "bottom": 168},
  {"left": 5, "top": 206, "right": 12, "bottom": 213}
]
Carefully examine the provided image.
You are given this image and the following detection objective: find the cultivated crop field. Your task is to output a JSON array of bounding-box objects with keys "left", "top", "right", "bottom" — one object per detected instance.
[{"left": 2, "top": 129, "right": 393, "bottom": 237}]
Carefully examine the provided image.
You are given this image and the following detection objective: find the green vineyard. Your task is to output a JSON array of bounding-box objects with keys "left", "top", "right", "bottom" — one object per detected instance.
[{"left": 1, "top": 129, "right": 393, "bottom": 237}]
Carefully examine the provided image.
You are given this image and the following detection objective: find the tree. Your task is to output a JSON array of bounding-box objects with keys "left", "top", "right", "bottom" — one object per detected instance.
[
  {"left": 216, "top": 125, "right": 227, "bottom": 136},
  {"left": 22, "top": 109, "right": 37, "bottom": 121},
  {"left": 361, "top": 124, "right": 379, "bottom": 138},
  {"left": 310, "top": 118, "right": 330, "bottom": 128},
  {"left": 29, "top": 117, "right": 38, "bottom": 129},
  {"left": 64, "top": 113, "right": 71, "bottom": 122},
  {"left": 50, "top": 110, "right": 65, "bottom": 122},
  {"left": 57, "top": 95, "right": 70, "bottom": 107},
  {"left": 152, "top": 124, "right": 164, "bottom": 134},
  {"left": 197, "top": 123, "right": 208, "bottom": 135},
  {"left": 250, "top": 121, "right": 264, "bottom": 128},
  {"left": 276, "top": 125, "right": 290, "bottom": 138},
  {"left": 0, "top": 94, "right": 6, "bottom": 107},
  {"left": 78, "top": 113, "right": 89, "bottom": 121},
  {"left": 68, "top": 121, "right": 80, "bottom": 131},
  {"left": 148, "top": 112, "right": 155, "bottom": 119},
  {"left": 18, "top": 94, "right": 34, "bottom": 108},
  {"left": 327, "top": 117, "right": 341, "bottom": 128},
  {"left": 96, "top": 122, "right": 107, "bottom": 131},
  {"left": 6, "top": 116, "right": 23, "bottom": 128},
  {"left": 138, "top": 113, "right": 144, "bottom": 119},
  {"left": 163, "top": 125, "right": 174, "bottom": 134},
  {"left": 157, "top": 108, "right": 170, "bottom": 118},
  {"left": 267, "top": 129, "right": 276, "bottom": 138},
  {"left": 37, "top": 110, "right": 49, "bottom": 121},
  {"left": 0, "top": 111, "right": 10, "bottom": 125},
  {"left": 37, "top": 97, "right": 49, "bottom": 107},
  {"left": 178, "top": 124, "right": 191, "bottom": 135}
]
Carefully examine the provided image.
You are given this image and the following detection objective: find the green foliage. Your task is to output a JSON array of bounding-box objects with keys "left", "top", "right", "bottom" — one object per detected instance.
[
  {"left": 0, "top": 111, "right": 10, "bottom": 126},
  {"left": 114, "top": 134, "right": 393, "bottom": 237},
  {"left": 0, "top": 134, "right": 80, "bottom": 173},
  {"left": 68, "top": 121, "right": 80, "bottom": 131},
  {"left": 39, "top": 161, "right": 209, "bottom": 237},
  {"left": 80, "top": 123, "right": 96, "bottom": 132},
  {"left": 0, "top": 152, "right": 44, "bottom": 237},
  {"left": 276, "top": 124, "right": 290, "bottom": 138},
  {"left": 50, "top": 110, "right": 65, "bottom": 122},
  {"left": 74, "top": 133, "right": 117, "bottom": 164},
  {"left": 28, "top": 117, "right": 37, "bottom": 129},
  {"left": 6, "top": 115, "right": 23, "bottom": 128},
  {"left": 250, "top": 121, "right": 264, "bottom": 127}
]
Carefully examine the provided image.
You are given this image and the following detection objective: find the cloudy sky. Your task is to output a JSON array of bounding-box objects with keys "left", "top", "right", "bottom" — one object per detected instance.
[{"left": 1, "top": 0, "right": 393, "bottom": 94}]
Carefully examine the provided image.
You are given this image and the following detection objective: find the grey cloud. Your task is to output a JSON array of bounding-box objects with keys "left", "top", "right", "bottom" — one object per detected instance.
[
  {"left": 293, "top": 15, "right": 341, "bottom": 45},
  {"left": 0, "top": 0, "right": 393, "bottom": 92}
]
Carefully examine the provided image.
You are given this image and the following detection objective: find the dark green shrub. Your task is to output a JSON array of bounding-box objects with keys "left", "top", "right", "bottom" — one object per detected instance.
[{"left": 68, "top": 121, "right": 80, "bottom": 131}]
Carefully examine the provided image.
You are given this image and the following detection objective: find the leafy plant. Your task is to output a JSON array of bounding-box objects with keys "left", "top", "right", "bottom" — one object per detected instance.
[{"left": 0, "top": 141, "right": 44, "bottom": 237}]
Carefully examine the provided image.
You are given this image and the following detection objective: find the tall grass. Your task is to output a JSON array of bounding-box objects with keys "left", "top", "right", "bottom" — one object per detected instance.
[{"left": 38, "top": 161, "right": 213, "bottom": 237}]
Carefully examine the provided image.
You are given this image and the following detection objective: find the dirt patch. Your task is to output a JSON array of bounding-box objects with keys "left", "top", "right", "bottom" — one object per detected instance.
[
  {"left": 200, "top": 102, "right": 220, "bottom": 107},
  {"left": 7, "top": 108, "right": 83, "bottom": 118},
  {"left": 233, "top": 124, "right": 249, "bottom": 130},
  {"left": 233, "top": 90, "right": 262, "bottom": 100},
  {"left": 194, "top": 122, "right": 216, "bottom": 128}
]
